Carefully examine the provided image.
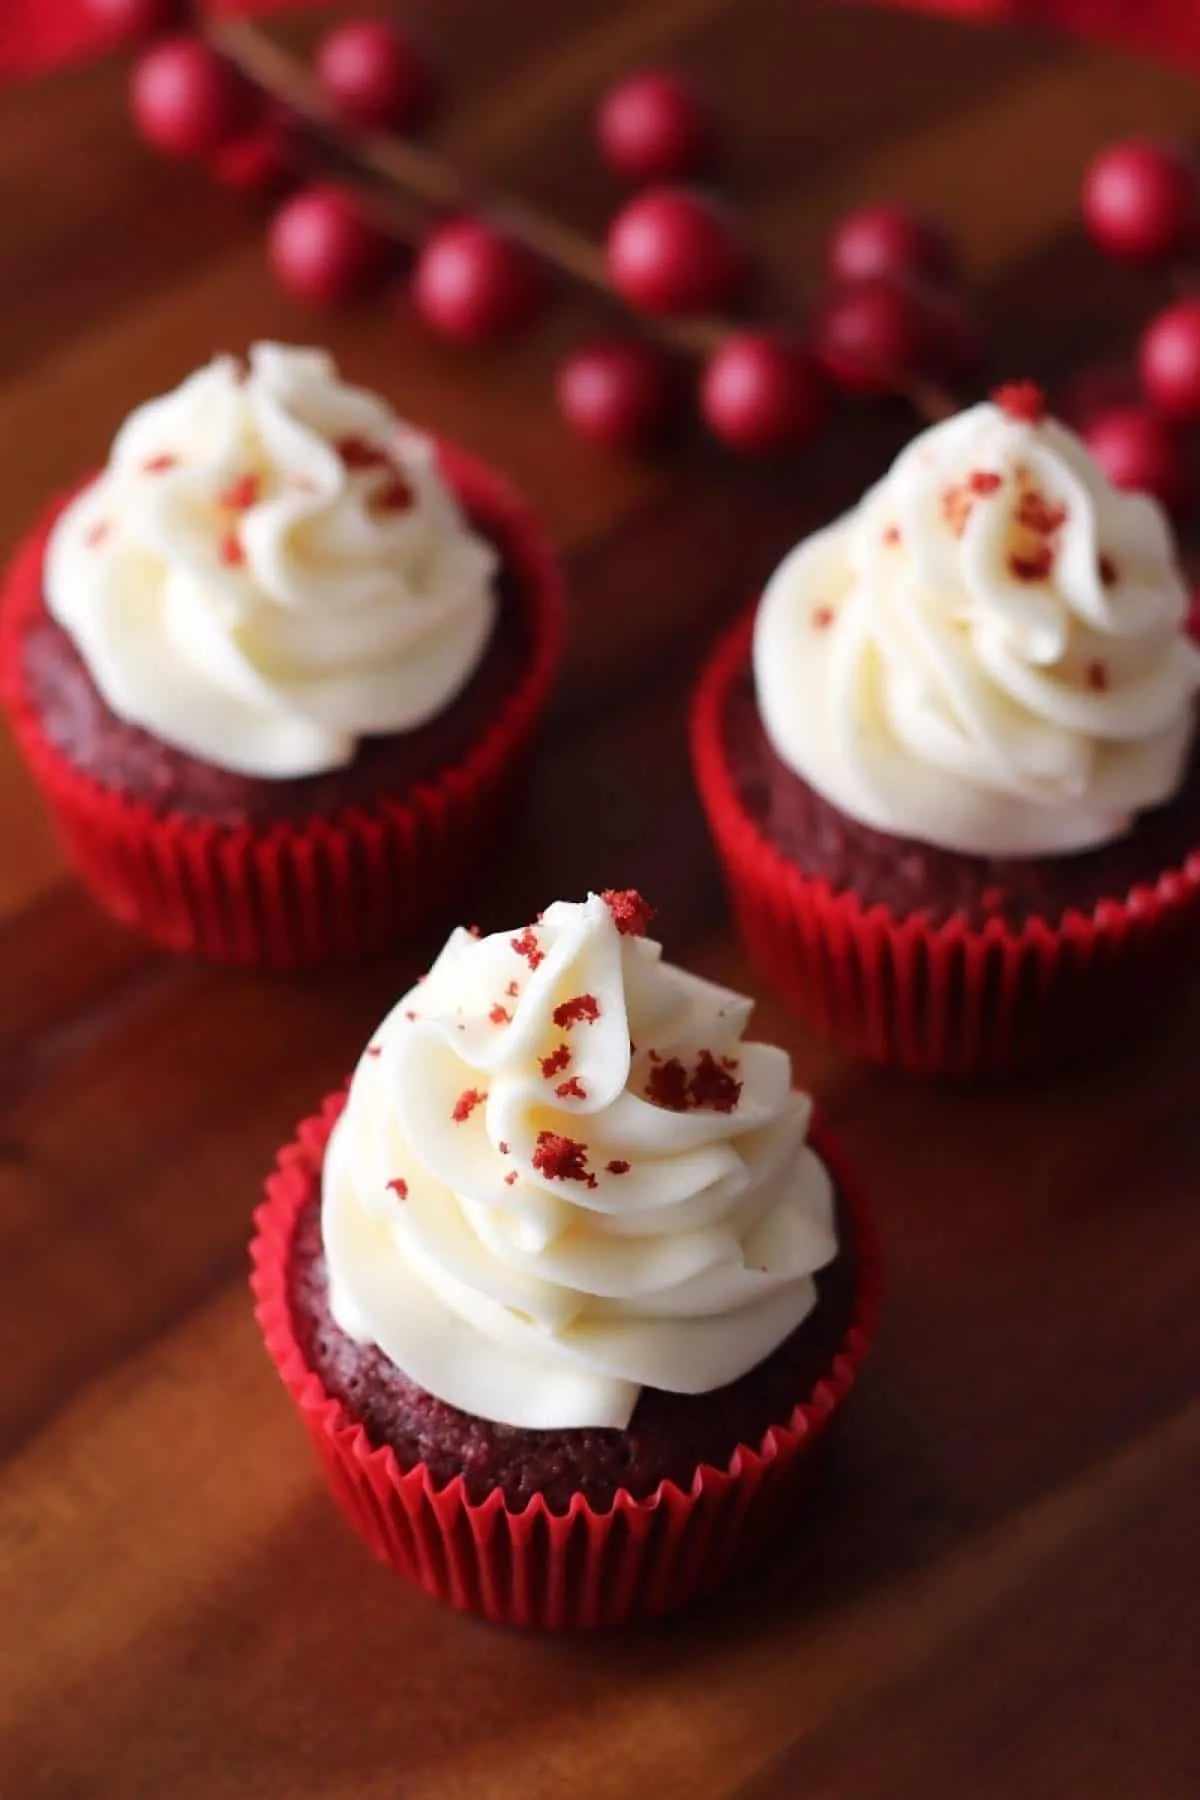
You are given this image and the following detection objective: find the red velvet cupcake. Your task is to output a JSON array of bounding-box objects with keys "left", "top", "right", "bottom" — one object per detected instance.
[
  {"left": 0, "top": 343, "right": 563, "bottom": 966},
  {"left": 692, "top": 384, "right": 1200, "bottom": 1074},
  {"left": 251, "top": 890, "right": 881, "bottom": 1627}
]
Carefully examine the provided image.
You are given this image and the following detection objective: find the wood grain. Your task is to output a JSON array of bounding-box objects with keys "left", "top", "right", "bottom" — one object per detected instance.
[{"left": 1, "top": 5, "right": 1198, "bottom": 1797}]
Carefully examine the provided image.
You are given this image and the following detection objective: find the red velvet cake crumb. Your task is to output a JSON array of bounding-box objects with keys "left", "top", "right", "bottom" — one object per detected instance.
[
  {"left": 142, "top": 452, "right": 178, "bottom": 473},
  {"left": 452, "top": 1087, "right": 486, "bottom": 1123},
  {"left": 553, "top": 993, "right": 600, "bottom": 1029},
  {"left": 993, "top": 381, "right": 1046, "bottom": 423},
  {"left": 812, "top": 605, "right": 835, "bottom": 630},
  {"left": 511, "top": 928, "right": 544, "bottom": 969},
  {"left": 1087, "top": 660, "right": 1110, "bottom": 692},
  {"left": 645, "top": 1057, "right": 690, "bottom": 1110},
  {"left": 218, "top": 530, "right": 245, "bottom": 567},
  {"left": 336, "top": 435, "right": 389, "bottom": 469},
  {"left": 218, "top": 472, "right": 260, "bottom": 510},
  {"left": 606, "top": 1159, "right": 631, "bottom": 1175},
  {"left": 600, "top": 888, "right": 656, "bottom": 936},
  {"left": 540, "top": 1044, "right": 571, "bottom": 1078},
  {"left": 489, "top": 1004, "right": 511, "bottom": 1024},
  {"left": 387, "top": 1177, "right": 408, "bottom": 1200},
  {"left": 556, "top": 1076, "right": 586, "bottom": 1099},
  {"left": 688, "top": 1049, "right": 743, "bottom": 1112},
  {"left": 1008, "top": 545, "right": 1054, "bottom": 582},
  {"left": 969, "top": 469, "right": 1002, "bottom": 494},
  {"left": 84, "top": 520, "right": 110, "bottom": 548},
  {"left": 374, "top": 475, "right": 414, "bottom": 512},
  {"left": 532, "top": 1131, "right": 596, "bottom": 1187}
]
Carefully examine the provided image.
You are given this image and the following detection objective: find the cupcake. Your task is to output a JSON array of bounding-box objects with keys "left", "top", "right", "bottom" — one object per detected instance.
[
  {"left": 0, "top": 343, "right": 563, "bottom": 966},
  {"left": 692, "top": 382, "right": 1200, "bottom": 1075},
  {"left": 252, "top": 889, "right": 881, "bottom": 1627}
]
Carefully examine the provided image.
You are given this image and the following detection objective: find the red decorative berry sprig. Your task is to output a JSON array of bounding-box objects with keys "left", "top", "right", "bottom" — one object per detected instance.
[
  {"left": 1076, "top": 137, "right": 1200, "bottom": 512},
  {"left": 99, "top": 1, "right": 1198, "bottom": 513}
]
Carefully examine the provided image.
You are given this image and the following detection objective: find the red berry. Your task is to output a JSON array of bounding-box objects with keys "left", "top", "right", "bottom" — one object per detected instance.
[
  {"left": 210, "top": 121, "right": 291, "bottom": 196},
  {"left": 412, "top": 220, "right": 545, "bottom": 345},
  {"left": 700, "top": 330, "right": 828, "bottom": 454},
  {"left": 1139, "top": 297, "right": 1200, "bottom": 423},
  {"left": 596, "top": 70, "right": 712, "bottom": 184},
  {"left": 1083, "top": 406, "right": 1186, "bottom": 513},
  {"left": 315, "top": 20, "right": 430, "bottom": 133},
  {"left": 86, "top": 0, "right": 184, "bottom": 40},
  {"left": 267, "top": 185, "right": 389, "bottom": 308},
  {"left": 129, "top": 36, "right": 257, "bottom": 161},
  {"left": 556, "top": 340, "right": 678, "bottom": 451},
  {"left": 813, "top": 276, "right": 959, "bottom": 396},
  {"left": 606, "top": 187, "right": 749, "bottom": 317},
  {"left": 1081, "top": 139, "right": 1199, "bottom": 266},
  {"left": 826, "top": 203, "right": 958, "bottom": 288}
]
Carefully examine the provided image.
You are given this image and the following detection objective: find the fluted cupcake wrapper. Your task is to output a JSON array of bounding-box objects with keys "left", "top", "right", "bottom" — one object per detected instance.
[
  {"left": 251, "top": 1092, "right": 883, "bottom": 1630},
  {"left": 0, "top": 444, "right": 563, "bottom": 968},
  {"left": 692, "top": 608, "right": 1200, "bottom": 1076}
]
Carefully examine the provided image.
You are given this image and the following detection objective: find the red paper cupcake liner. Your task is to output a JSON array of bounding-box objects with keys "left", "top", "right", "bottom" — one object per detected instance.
[
  {"left": 0, "top": 444, "right": 563, "bottom": 968},
  {"left": 692, "top": 607, "right": 1200, "bottom": 1076},
  {"left": 251, "top": 1091, "right": 882, "bottom": 1630}
]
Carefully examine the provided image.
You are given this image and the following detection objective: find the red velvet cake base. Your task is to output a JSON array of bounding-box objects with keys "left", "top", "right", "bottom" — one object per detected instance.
[
  {"left": 251, "top": 1091, "right": 883, "bottom": 1628},
  {"left": 692, "top": 607, "right": 1200, "bottom": 1076},
  {"left": 0, "top": 442, "right": 564, "bottom": 967}
]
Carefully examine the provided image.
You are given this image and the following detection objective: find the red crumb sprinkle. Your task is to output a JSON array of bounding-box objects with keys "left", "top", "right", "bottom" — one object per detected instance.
[
  {"left": 812, "top": 605, "right": 835, "bottom": 630},
  {"left": 1099, "top": 554, "right": 1119, "bottom": 587},
  {"left": 645, "top": 1057, "right": 690, "bottom": 1111},
  {"left": 83, "top": 521, "right": 110, "bottom": 548},
  {"left": 688, "top": 1049, "right": 743, "bottom": 1113},
  {"left": 336, "top": 436, "right": 389, "bottom": 469},
  {"left": 498, "top": 1141, "right": 509, "bottom": 1155},
  {"left": 218, "top": 473, "right": 260, "bottom": 511},
  {"left": 387, "top": 1178, "right": 408, "bottom": 1201},
  {"left": 941, "top": 483, "right": 973, "bottom": 538},
  {"left": 883, "top": 524, "right": 901, "bottom": 546},
  {"left": 993, "top": 381, "right": 1046, "bottom": 424},
  {"left": 142, "top": 453, "right": 177, "bottom": 474},
  {"left": 1015, "top": 489, "right": 1066, "bottom": 536},
  {"left": 467, "top": 925, "right": 481, "bottom": 937},
  {"left": 218, "top": 530, "right": 245, "bottom": 567},
  {"left": 532, "top": 1131, "right": 596, "bottom": 1187},
  {"left": 556, "top": 1076, "right": 587, "bottom": 1100},
  {"left": 601, "top": 889, "right": 656, "bottom": 936},
  {"left": 374, "top": 475, "right": 414, "bottom": 512},
  {"left": 504, "top": 1170, "right": 519, "bottom": 1186},
  {"left": 540, "top": 1043, "right": 572, "bottom": 1079},
  {"left": 553, "top": 993, "right": 600, "bottom": 1029},
  {"left": 489, "top": 1005, "right": 511, "bottom": 1025},
  {"left": 606, "top": 1159, "right": 631, "bottom": 1176},
  {"left": 404, "top": 1010, "right": 417, "bottom": 1021},
  {"left": 451, "top": 1087, "right": 486, "bottom": 1123},
  {"left": 511, "top": 928, "right": 544, "bottom": 970},
  {"left": 1008, "top": 546, "right": 1054, "bottom": 582},
  {"left": 365, "top": 1045, "right": 382, "bottom": 1058},
  {"left": 505, "top": 980, "right": 519, "bottom": 998},
  {"left": 969, "top": 470, "right": 1002, "bottom": 495},
  {"left": 1086, "top": 659, "right": 1110, "bottom": 692}
]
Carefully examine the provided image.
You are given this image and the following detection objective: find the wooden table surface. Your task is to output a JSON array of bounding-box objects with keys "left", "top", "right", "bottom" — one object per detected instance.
[{"left": 3, "top": 4, "right": 1200, "bottom": 1796}]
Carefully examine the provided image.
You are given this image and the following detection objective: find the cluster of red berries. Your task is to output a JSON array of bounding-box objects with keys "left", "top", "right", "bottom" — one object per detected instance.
[
  {"left": 1075, "top": 138, "right": 1200, "bottom": 512},
  {"left": 96, "top": 1, "right": 1198, "bottom": 509}
]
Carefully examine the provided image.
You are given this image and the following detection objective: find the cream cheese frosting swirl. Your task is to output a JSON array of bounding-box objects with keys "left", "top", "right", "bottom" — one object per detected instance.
[
  {"left": 753, "top": 388, "right": 1200, "bottom": 856},
  {"left": 45, "top": 342, "right": 498, "bottom": 778},
  {"left": 322, "top": 892, "right": 837, "bottom": 1431}
]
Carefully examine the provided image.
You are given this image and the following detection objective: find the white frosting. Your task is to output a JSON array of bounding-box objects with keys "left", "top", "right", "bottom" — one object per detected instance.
[
  {"left": 45, "top": 343, "right": 498, "bottom": 778},
  {"left": 322, "top": 894, "right": 837, "bottom": 1431},
  {"left": 754, "top": 397, "right": 1200, "bottom": 856}
]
